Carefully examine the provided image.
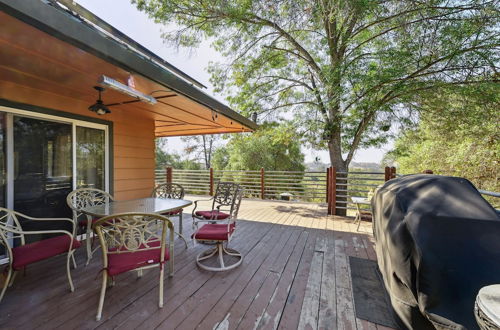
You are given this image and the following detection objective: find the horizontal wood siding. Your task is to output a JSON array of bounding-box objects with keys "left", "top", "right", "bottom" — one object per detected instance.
[
  {"left": 0, "top": 81, "right": 156, "bottom": 201},
  {"left": 112, "top": 110, "right": 155, "bottom": 200}
]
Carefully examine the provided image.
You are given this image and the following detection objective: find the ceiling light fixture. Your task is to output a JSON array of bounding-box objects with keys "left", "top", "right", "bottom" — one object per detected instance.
[
  {"left": 88, "top": 86, "right": 111, "bottom": 115},
  {"left": 98, "top": 75, "right": 157, "bottom": 105}
]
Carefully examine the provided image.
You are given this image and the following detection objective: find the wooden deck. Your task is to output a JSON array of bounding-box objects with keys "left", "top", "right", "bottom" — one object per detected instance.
[{"left": 0, "top": 198, "right": 391, "bottom": 330}]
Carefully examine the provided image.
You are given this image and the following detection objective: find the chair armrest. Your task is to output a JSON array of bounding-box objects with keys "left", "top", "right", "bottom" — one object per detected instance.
[
  {"left": 192, "top": 197, "right": 214, "bottom": 215},
  {"left": 5, "top": 228, "right": 74, "bottom": 239},
  {"left": 11, "top": 210, "right": 74, "bottom": 224}
]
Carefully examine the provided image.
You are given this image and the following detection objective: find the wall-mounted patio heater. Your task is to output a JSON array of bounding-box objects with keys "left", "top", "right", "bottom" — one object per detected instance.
[{"left": 98, "top": 75, "right": 157, "bottom": 105}]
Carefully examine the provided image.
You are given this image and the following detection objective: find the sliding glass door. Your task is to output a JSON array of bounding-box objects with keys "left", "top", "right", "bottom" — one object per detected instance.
[
  {"left": 13, "top": 117, "right": 74, "bottom": 242},
  {"left": 14, "top": 116, "right": 73, "bottom": 219},
  {"left": 0, "top": 107, "right": 109, "bottom": 246},
  {"left": 76, "top": 126, "right": 105, "bottom": 190}
]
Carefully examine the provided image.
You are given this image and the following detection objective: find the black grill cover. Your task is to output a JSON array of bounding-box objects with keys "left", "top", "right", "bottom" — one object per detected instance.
[{"left": 372, "top": 175, "right": 500, "bottom": 329}]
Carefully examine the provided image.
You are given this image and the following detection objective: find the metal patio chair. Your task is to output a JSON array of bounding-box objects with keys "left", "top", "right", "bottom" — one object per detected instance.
[
  {"left": 0, "top": 208, "right": 80, "bottom": 302},
  {"left": 192, "top": 187, "right": 244, "bottom": 271},
  {"left": 351, "top": 196, "right": 373, "bottom": 231},
  {"left": 152, "top": 183, "right": 187, "bottom": 248},
  {"left": 191, "top": 182, "right": 242, "bottom": 230},
  {"left": 93, "top": 213, "right": 174, "bottom": 321},
  {"left": 66, "top": 188, "right": 114, "bottom": 265}
]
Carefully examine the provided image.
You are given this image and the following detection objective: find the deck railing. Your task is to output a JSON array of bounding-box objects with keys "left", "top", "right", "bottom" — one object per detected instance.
[
  {"left": 155, "top": 167, "right": 499, "bottom": 213},
  {"left": 155, "top": 167, "right": 395, "bottom": 215}
]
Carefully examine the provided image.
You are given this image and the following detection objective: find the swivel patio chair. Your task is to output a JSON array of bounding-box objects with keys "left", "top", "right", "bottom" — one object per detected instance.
[
  {"left": 0, "top": 208, "right": 80, "bottom": 302},
  {"left": 152, "top": 183, "right": 187, "bottom": 248},
  {"left": 191, "top": 182, "right": 242, "bottom": 231},
  {"left": 93, "top": 213, "right": 174, "bottom": 321},
  {"left": 192, "top": 187, "right": 243, "bottom": 271},
  {"left": 66, "top": 188, "right": 114, "bottom": 265}
]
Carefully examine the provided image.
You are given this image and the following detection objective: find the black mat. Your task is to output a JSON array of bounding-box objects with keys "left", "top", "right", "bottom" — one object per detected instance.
[{"left": 349, "top": 256, "right": 399, "bottom": 329}]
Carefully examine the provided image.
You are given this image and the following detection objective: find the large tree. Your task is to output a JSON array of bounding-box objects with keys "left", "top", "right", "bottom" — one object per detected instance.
[
  {"left": 181, "top": 134, "right": 219, "bottom": 169},
  {"left": 134, "top": 0, "right": 499, "bottom": 171},
  {"left": 212, "top": 122, "right": 306, "bottom": 171}
]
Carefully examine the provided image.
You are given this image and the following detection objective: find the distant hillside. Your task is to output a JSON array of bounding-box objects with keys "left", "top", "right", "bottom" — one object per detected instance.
[
  {"left": 306, "top": 161, "right": 382, "bottom": 172},
  {"left": 349, "top": 162, "right": 383, "bottom": 171}
]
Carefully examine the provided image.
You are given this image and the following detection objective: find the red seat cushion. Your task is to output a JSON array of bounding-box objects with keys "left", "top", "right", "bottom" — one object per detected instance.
[
  {"left": 194, "top": 210, "right": 230, "bottom": 220},
  {"left": 106, "top": 240, "right": 170, "bottom": 276},
  {"left": 192, "top": 223, "right": 235, "bottom": 241},
  {"left": 12, "top": 235, "right": 81, "bottom": 270},
  {"left": 161, "top": 209, "right": 182, "bottom": 216}
]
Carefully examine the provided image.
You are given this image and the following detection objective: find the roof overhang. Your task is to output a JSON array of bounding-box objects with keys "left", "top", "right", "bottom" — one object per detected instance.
[{"left": 0, "top": 0, "right": 257, "bottom": 136}]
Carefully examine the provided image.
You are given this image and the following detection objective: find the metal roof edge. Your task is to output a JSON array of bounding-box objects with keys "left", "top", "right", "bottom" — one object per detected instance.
[{"left": 0, "top": 0, "right": 258, "bottom": 131}]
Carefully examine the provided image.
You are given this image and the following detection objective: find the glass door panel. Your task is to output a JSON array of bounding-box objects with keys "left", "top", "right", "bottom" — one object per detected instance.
[
  {"left": 13, "top": 116, "right": 73, "bottom": 242},
  {"left": 76, "top": 126, "right": 105, "bottom": 189}
]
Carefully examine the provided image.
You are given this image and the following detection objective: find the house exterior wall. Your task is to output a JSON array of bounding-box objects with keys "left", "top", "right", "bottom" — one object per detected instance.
[{"left": 0, "top": 89, "right": 156, "bottom": 201}]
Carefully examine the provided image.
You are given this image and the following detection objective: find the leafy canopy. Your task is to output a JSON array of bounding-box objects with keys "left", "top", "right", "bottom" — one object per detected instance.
[
  {"left": 386, "top": 83, "right": 499, "bottom": 198},
  {"left": 135, "top": 0, "right": 499, "bottom": 170},
  {"left": 212, "top": 122, "right": 305, "bottom": 171}
]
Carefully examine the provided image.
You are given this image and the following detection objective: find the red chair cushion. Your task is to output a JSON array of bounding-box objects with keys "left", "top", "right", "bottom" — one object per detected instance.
[
  {"left": 106, "top": 240, "right": 170, "bottom": 276},
  {"left": 161, "top": 209, "right": 182, "bottom": 216},
  {"left": 192, "top": 223, "right": 235, "bottom": 241},
  {"left": 12, "top": 235, "right": 81, "bottom": 270},
  {"left": 194, "top": 210, "right": 230, "bottom": 220}
]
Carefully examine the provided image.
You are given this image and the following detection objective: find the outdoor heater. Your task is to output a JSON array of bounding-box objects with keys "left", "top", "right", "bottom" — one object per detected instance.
[{"left": 98, "top": 75, "right": 157, "bottom": 105}]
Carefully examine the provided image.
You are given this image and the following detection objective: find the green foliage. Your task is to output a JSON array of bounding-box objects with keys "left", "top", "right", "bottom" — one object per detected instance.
[
  {"left": 387, "top": 84, "right": 499, "bottom": 204},
  {"left": 181, "top": 135, "right": 219, "bottom": 169},
  {"left": 155, "top": 138, "right": 202, "bottom": 170},
  {"left": 213, "top": 122, "right": 305, "bottom": 171},
  {"left": 133, "top": 0, "right": 499, "bottom": 170}
]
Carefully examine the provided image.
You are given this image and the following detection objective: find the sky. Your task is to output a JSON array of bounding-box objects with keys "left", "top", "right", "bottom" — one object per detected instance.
[{"left": 75, "top": 0, "right": 392, "bottom": 164}]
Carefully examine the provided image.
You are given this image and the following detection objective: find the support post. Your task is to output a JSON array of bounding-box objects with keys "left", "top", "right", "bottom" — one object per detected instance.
[
  {"left": 326, "top": 167, "right": 330, "bottom": 204},
  {"left": 260, "top": 168, "right": 265, "bottom": 199},
  {"left": 331, "top": 167, "right": 336, "bottom": 216},
  {"left": 423, "top": 169, "right": 433, "bottom": 174},
  {"left": 209, "top": 168, "right": 214, "bottom": 196},
  {"left": 327, "top": 167, "right": 336, "bottom": 215},
  {"left": 384, "top": 166, "right": 391, "bottom": 181},
  {"left": 166, "top": 166, "right": 172, "bottom": 184},
  {"left": 391, "top": 166, "right": 397, "bottom": 179}
]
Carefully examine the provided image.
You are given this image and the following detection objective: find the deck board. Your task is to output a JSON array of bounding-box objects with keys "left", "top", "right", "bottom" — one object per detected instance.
[{"left": 0, "top": 197, "right": 391, "bottom": 330}]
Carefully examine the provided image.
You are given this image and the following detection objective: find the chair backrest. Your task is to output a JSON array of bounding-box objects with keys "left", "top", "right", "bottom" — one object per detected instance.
[
  {"left": 93, "top": 213, "right": 174, "bottom": 267},
  {"left": 231, "top": 187, "right": 244, "bottom": 221},
  {"left": 212, "top": 182, "right": 241, "bottom": 214},
  {"left": 66, "top": 188, "right": 114, "bottom": 223},
  {"left": 152, "top": 183, "right": 185, "bottom": 200}
]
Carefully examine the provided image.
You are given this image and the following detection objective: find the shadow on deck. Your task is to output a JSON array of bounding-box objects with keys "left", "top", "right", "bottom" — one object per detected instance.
[{"left": 0, "top": 198, "right": 389, "bottom": 329}]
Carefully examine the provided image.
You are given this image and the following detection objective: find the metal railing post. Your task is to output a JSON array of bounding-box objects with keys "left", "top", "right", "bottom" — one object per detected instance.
[
  {"left": 166, "top": 166, "right": 172, "bottom": 184},
  {"left": 209, "top": 168, "right": 214, "bottom": 196},
  {"left": 260, "top": 168, "right": 265, "bottom": 199}
]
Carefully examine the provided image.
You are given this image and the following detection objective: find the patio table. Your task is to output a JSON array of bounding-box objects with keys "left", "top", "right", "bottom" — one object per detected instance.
[
  {"left": 81, "top": 197, "right": 193, "bottom": 246},
  {"left": 351, "top": 196, "right": 372, "bottom": 231}
]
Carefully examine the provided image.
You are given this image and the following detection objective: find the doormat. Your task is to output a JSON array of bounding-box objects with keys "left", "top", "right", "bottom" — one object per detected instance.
[{"left": 349, "top": 256, "right": 399, "bottom": 329}]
